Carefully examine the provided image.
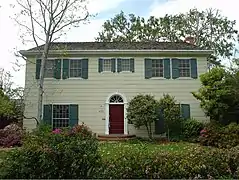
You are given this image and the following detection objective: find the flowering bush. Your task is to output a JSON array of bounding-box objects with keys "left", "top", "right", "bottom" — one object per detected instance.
[
  {"left": 199, "top": 122, "right": 239, "bottom": 148},
  {"left": 0, "top": 123, "right": 23, "bottom": 147},
  {"left": 0, "top": 123, "right": 100, "bottom": 179}
]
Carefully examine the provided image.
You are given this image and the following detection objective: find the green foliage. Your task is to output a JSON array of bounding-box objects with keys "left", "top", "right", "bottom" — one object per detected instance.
[
  {"left": 95, "top": 144, "right": 239, "bottom": 179},
  {"left": 181, "top": 118, "right": 204, "bottom": 142},
  {"left": 192, "top": 67, "right": 239, "bottom": 123},
  {"left": 0, "top": 124, "right": 100, "bottom": 179},
  {"left": 96, "top": 9, "right": 239, "bottom": 65},
  {"left": 127, "top": 94, "right": 158, "bottom": 139},
  {"left": 0, "top": 89, "right": 14, "bottom": 117},
  {"left": 200, "top": 122, "right": 239, "bottom": 148},
  {"left": 158, "top": 94, "right": 182, "bottom": 138}
]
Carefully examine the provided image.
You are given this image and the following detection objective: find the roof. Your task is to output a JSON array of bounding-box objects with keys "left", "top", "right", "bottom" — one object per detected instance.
[{"left": 27, "top": 41, "right": 204, "bottom": 51}]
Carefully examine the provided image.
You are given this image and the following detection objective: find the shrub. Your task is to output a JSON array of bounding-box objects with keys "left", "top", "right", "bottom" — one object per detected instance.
[
  {"left": 158, "top": 94, "right": 182, "bottom": 139},
  {"left": 0, "top": 123, "right": 23, "bottom": 147},
  {"left": 95, "top": 146, "right": 239, "bottom": 179},
  {"left": 127, "top": 94, "right": 158, "bottom": 139},
  {"left": 181, "top": 118, "right": 204, "bottom": 142},
  {"left": 0, "top": 123, "right": 101, "bottom": 179},
  {"left": 199, "top": 122, "right": 239, "bottom": 148}
]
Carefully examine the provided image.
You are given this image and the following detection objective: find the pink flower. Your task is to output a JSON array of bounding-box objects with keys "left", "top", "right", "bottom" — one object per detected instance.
[{"left": 52, "top": 128, "right": 62, "bottom": 134}]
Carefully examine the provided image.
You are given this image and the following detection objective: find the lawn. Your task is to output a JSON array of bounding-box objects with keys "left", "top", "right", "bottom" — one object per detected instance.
[{"left": 99, "top": 141, "right": 203, "bottom": 160}]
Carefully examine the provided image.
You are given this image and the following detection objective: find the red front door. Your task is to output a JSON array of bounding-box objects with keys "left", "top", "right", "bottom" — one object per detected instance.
[{"left": 109, "top": 104, "right": 124, "bottom": 134}]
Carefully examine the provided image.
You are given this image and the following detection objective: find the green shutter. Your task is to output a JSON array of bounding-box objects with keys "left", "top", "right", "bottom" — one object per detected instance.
[
  {"left": 43, "top": 104, "right": 52, "bottom": 125},
  {"left": 54, "top": 59, "right": 61, "bottom": 79},
  {"left": 172, "top": 58, "right": 180, "bottom": 79},
  {"left": 145, "top": 58, "right": 152, "bottom": 79},
  {"left": 69, "top": 104, "right": 79, "bottom": 127},
  {"left": 62, "top": 59, "right": 69, "bottom": 79},
  {"left": 190, "top": 58, "right": 198, "bottom": 79},
  {"left": 163, "top": 59, "right": 171, "bottom": 79},
  {"left": 155, "top": 108, "right": 165, "bottom": 134},
  {"left": 181, "top": 104, "right": 191, "bottom": 120},
  {"left": 82, "top": 59, "right": 88, "bottom": 79},
  {"left": 111, "top": 58, "right": 116, "bottom": 72},
  {"left": 130, "top": 58, "right": 134, "bottom": 72},
  {"left": 98, "top": 58, "right": 103, "bottom": 73},
  {"left": 117, "top": 58, "right": 122, "bottom": 72},
  {"left": 36, "top": 59, "right": 41, "bottom": 79}
]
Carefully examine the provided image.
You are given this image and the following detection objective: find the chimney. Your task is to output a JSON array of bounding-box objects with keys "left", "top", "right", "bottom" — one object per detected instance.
[{"left": 184, "top": 36, "right": 195, "bottom": 45}]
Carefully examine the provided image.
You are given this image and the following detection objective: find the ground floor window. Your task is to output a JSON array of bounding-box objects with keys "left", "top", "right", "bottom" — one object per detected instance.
[
  {"left": 43, "top": 104, "right": 79, "bottom": 129},
  {"left": 52, "top": 105, "right": 70, "bottom": 128}
]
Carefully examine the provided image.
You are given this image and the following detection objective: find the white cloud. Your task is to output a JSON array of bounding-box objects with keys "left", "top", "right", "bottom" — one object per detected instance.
[{"left": 0, "top": 0, "right": 125, "bottom": 88}]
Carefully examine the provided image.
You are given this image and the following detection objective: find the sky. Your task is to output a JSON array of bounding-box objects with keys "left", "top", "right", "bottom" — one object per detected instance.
[{"left": 0, "top": 0, "right": 238, "bottom": 88}]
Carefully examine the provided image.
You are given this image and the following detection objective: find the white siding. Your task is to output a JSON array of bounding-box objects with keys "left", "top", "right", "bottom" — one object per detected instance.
[{"left": 24, "top": 54, "right": 208, "bottom": 136}]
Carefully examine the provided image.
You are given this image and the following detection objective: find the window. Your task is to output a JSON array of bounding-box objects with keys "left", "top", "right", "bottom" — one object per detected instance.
[
  {"left": 52, "top": 105, "right": 70, "bottom": 128},
  {"left": 121, "top": 59, "right": 130, "bottom": 71},
  {"left": 44, "top": 60, "right": 55, "bottom": 78},
  {"left": 103, "top": 59, "right": 112, "bottom": 71},
  {"left": 70, "top": 59, "right": 82, "bottom": 78},
  {"left": 152, "top": 59, "right": 164, "bottom": 77},
  {"left": 179, "top": 59, "right": 190, "bottom": 77}
]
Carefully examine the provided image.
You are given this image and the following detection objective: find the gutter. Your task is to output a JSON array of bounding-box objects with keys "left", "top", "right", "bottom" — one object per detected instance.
[{"left": 19, "top": 49, "right": 214, "bottom": 56}]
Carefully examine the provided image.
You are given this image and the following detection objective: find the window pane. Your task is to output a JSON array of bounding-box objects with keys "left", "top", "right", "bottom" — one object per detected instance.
[
  {"left": 53, "top": 105, "right": 70, "bottom": 128},
  {"left": 44, "top": 60, "right": 54, "bottom": 78},
  {"left": 103, "top": 59, "right": 111, "bottom": 71},
  {"left": 70, "top": 60, "right": 82, "bottom": 77},
  {"left": 152, "top": 59, "right": 163, "bottom": 77},
  {"left": 179, "top": 59, "right": 190, "bottom": 77},
  {"left": 121, "top": 59, "right": 130, "bottom": 71}
]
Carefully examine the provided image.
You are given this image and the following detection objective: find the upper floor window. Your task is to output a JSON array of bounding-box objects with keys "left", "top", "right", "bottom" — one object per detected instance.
[
  {"left": 44, "top": 59, "right": 55, "bottom": 78},
  {"left": 152, "top": 59, "right": 164, "bottom": 77},
  {"left": 70, "top": 59, "right": 82, "bottom": 78},
  {"left": 121, "top": 59, "right": 130, "bottom": 71},
  {"left": 98, "top": 58, "right": 134, "bottom": 73},
  {"left": 103, "top": 59, "right": 112, "bottom": 72},
  {"left": 179, "top": 59, "right": 190, "bottom": 77},
  {"left": 145, "top": 58, "right": 170, "bottom": 79}
]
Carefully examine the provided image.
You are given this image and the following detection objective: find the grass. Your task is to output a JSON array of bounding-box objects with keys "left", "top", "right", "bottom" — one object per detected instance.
[{"left": 99, "top": 140, "right": 203, "bottom": 160}]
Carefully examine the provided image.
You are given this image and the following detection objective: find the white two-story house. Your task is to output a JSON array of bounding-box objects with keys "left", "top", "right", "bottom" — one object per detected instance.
[{"left": 20, "top": 42, "right": 212, "bottom": 137}]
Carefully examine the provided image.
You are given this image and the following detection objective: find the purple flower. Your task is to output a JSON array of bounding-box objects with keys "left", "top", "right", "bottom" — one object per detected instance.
[{"left": 52, "top": 128, "right": 62, "bottom": 134}]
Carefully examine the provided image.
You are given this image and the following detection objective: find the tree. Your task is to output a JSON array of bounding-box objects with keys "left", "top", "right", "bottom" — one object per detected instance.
[
  {"left": 0, "top": 89, "right": 15, "bottom": 118},
  {"left": 127, "top": 94, "right": 158, "bottom": 139},
  {"left": 192, "top": 67, "right": 239, "bottom": 124},
  {"left": 96, "top": 9, "right": 239, "bottom": 65},
  {"left": 158, "top": 94, "right": 181, "bottom": 139},
  {"left": 13, "top": 0, "right": 91, "bottom": 122}
]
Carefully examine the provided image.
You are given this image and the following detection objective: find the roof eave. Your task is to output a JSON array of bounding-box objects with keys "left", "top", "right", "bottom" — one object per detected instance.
[{"left": 19, "top": 49, "right": 214, "bottom": 56}]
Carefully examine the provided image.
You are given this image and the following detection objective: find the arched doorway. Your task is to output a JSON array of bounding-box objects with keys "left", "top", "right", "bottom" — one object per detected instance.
[{"left": 105, "top": 92, "right": 128, "bottom": 135}]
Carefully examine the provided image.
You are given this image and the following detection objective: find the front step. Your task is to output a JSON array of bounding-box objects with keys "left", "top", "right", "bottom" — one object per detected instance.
[{"left": 97, "top": 134, "right": 136, "bottom": 141}]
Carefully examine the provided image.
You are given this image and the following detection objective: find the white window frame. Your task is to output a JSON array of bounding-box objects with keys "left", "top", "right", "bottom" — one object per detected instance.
[
  {"left": 178, "top": 59, "right": 191, "bottom": 77},
  {"left": 120, "top": 59, "right": 131, "bottom": 72},
  {"left": 69, "top": 59, "right": 82, "bottom": 78},
  {"left": 102, "top": 59, "right": 112, "bottom": 72},
  {"left": 52, "top": 104, "right": 70, "bottom": 128},
  {"left": 151, "top": 59, "right": 164, "bottom": 78}
]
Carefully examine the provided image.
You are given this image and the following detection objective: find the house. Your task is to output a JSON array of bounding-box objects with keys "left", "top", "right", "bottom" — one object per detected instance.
[{"left": 20, "top": 42, "right": 213, "bottom": 136}]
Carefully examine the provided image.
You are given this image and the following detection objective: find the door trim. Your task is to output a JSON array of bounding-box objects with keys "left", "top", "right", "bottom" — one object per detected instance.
[{"left": 105, "top": 92, "right": 128, "bottom": 135}]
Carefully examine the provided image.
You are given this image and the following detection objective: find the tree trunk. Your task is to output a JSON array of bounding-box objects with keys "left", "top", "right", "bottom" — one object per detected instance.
[
  {"left": 145, "top": 123, "right": 152, "bottom": 139},
  {"left": 37, "top": 40, "right": 50, "bottom": 123}
]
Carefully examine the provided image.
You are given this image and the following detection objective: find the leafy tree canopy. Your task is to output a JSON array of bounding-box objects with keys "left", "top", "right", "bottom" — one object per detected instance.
[
  {"left": 96, "top": 9, "right": 239, "bottom": 65},
  {"left": 192, "top": 67, "right": 239, "bottom": 124}
]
